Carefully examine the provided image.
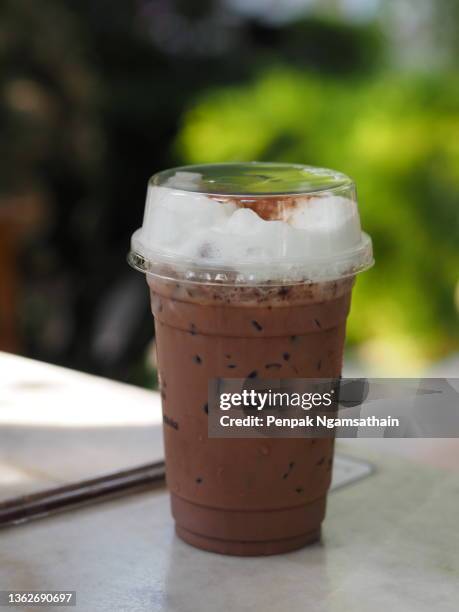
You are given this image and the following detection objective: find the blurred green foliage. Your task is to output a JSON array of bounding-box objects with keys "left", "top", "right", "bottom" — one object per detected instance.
[
  {"left": 1, "top": 0, "right": 458, "bottom": 376},
  {"left": 177, "top": 69, "right": 459, "bottom": 369}
]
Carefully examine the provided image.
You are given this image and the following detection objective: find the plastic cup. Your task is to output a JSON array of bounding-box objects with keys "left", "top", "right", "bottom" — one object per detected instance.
[{"left": 129, "top": 162, "right": 373, "bottom": 555}]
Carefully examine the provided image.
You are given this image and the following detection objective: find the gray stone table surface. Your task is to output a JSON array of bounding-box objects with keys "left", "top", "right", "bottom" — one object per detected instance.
[
  {"left": 1, "top": 352, "right": 458, "bottom": 611},
  {"left": 1, "top": 441, "right": 458, "bottom": 612},
  {"left": 0, "top": 352, "right": 164, "bottom": 500}
]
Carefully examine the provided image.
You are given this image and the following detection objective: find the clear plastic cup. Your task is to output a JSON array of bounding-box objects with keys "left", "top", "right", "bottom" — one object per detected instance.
[{"left": 129, "top": 162, "right": 373, "bottom": 555}]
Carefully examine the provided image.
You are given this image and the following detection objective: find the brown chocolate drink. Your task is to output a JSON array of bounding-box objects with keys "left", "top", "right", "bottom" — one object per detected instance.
[
  {"left": 148, "top": 276, "right": 353, "bottom": 555},
  {"left": 129, "top": 162, "right": 373, "bottom": 556}
]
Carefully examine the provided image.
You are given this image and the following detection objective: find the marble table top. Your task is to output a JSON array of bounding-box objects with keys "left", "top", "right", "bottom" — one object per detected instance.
[
  {"left": 2, "top": 443, "right": 458, "bottom": 612},
  {"left": 1, "top": 352, "right": 458, "bottom": 611}
]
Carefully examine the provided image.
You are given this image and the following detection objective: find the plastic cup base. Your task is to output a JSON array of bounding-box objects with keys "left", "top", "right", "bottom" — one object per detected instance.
[{"left": 175, "top": 524, "right": 321, "bottom": 556}]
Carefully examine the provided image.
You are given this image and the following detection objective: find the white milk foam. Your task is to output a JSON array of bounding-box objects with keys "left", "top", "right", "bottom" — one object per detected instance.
[{"left": 132, "top": 185, "right": 371, "bottom": 282}]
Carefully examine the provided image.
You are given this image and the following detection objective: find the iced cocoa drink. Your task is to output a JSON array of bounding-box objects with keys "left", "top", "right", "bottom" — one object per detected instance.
[{"left": 129, "top": 162, "right": 373, "bottom": 555}]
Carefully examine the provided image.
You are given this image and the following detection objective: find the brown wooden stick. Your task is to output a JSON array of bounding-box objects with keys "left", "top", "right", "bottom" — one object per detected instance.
[{"left": 0, "top": 461, "right": 166, "bottom": 528}]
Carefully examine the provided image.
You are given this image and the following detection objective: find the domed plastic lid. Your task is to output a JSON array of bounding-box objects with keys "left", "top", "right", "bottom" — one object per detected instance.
[{"left": 128, "top": 162, "right": 373, "bottom": 285}]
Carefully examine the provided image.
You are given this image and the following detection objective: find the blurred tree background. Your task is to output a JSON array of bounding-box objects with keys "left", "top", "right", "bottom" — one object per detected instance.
[{"left": 0, "top": 0, "right": 458, "bottom": 382}]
